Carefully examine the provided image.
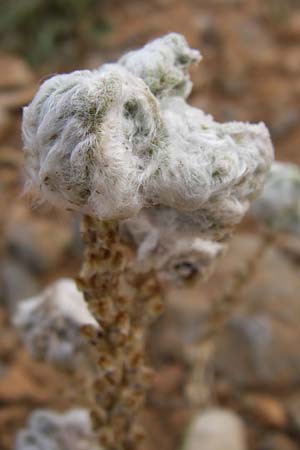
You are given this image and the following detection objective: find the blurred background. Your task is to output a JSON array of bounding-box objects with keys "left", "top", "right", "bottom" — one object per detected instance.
[{"left": 1, "top": 1, "right": 300, "bottom": 449}]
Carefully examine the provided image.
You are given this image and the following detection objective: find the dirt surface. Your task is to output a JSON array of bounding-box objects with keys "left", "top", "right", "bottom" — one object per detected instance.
[{"left": 1, "top": 0, "right": 300, "bottom": 449}]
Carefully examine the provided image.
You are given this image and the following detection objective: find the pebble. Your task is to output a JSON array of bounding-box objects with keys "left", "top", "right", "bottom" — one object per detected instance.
[
  {"left": 5, "top": 204, "right": 74, "bottom": 274},
  {"left": 1, "top": 258, "right": 40, "bottom": 313},
  {"left": 257, "top": 433, "right": 297, "bottom": 450},
  {"left": 285, "top": 393, "right": 300, "bottom": 433},
  {"left": 153, "top": 364, "right": 184, "bottom": 395},
  {"left": 212, "top": 240, "right": 300, "bottom": 391},
  {"left": 0, "top": 147, "right": 22, "bottom": 193},
  {"left": 0, "top": 85, "right": 37, "bottom": 111},
  {"left": 0, "top": 109, "right": 12, "bottom": 141},
  {"left": 0, "top": 53, "right": 34, "bottom": 89},
  {"left": 182, "top": 408, "right": 247, "bottom": 450},
  {"left": 243, "top": 394, "right": 287, "bottom": 429}
]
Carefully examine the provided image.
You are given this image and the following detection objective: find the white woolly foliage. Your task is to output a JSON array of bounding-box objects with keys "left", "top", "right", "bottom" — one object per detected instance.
[
  {"left": 22, "top": 33, "right": 274, "bottom": 229},
  {"left": 13, "top": 279, "right": 97, "bottom": 368},
  {"left": 251, "top": 161, "right": 300, "bottom": 233},
  {"left": 122, "top": 210, "right": 227, "bottom": 283},
  {"left": 22, "top": 67, "right": 164, "bottom": 219},
  {"left": 118, "top": 33, "right": 201, "bottom": 98},
  {"left": 146, "top": 97, "right": 273, "bottom": 233},
  {"left": 15, "top": 409, "right": 100, "bottom": 450}
]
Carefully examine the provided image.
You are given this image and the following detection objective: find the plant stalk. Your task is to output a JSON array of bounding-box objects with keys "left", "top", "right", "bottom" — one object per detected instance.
[{"left": 77, "top": 215, "right": 163, "bottom": 450}]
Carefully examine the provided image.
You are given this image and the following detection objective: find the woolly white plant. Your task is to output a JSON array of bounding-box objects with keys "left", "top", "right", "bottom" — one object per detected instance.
[
  {"left": 251, "top": 161, "right": 300, "bottom": 233},
  {"left": 15, "top": 409, "right": 100, "bottom": 450},
  {"left": 23, "top": 34, "right": 273, "bottom": 229},
  {"left": 22, "top": 33, "right": 274, "bottom": 449},
  {"left": 118, "top": 33, "right": 201, "bottom": 99},
  {"left": 13, "top": 278, "right": 97, "bottom": 369},
  {"left": 122, "top": 211, "right": 227, "bottom": 284}
]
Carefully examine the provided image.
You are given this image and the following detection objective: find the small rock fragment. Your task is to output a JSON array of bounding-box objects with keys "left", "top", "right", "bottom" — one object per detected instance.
[
  {"left": 257, "top": 433, "right": 297, "bottom": 450},
  {"left": 243, "top": 394, "right": 287, "bottom": 429},
  {"left": 251, "top": 162, "right": 300, "bottom": 234},
  {"left": 182, "top": 408, "right": 247, "bottom": 450},
  {"left": 0, "top": 53, "right": 34, "bottom": 89}
]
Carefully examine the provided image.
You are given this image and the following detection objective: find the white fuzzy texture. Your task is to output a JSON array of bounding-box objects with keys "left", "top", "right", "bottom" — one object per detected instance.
[
  {"left": 118, "top": 33, "right": 201, "bottom": 98},
  {"left": 22, "top": 67, "right": 164, "bottom": 219},
  {"left": 122, "top": 210, "right": 226, "bottom": 283},
  {"left": 251, "top": 161, "right": 300, "bottom": 233},
  {"left": 13, "top": 278, "right": 97, "bottom": 368},
  {"left": 15, "top": 409, "right": 100, "bottom": 450},
  {"left": 22, "top": 33, "right": 274, "bottom": 232}
]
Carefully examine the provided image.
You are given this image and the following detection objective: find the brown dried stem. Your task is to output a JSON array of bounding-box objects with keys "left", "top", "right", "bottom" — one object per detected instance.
[
  {"left": 76, "top": 215, "right": 163, "bottom": 450},
  {"left": 186, "top": 231, "right": 276, "bottom": 409},
  {"left": 208, "top": 231, "right": 276, "bottom": 340}
]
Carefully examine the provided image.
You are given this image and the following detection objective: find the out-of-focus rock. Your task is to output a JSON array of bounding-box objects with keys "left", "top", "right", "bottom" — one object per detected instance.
[
  {"left": 0, "top": 406, "right": 29, "bottom": 450},
  {"left": 0, "top": 147, "right": 23, "bottom": 193},
  {"left": 0, "top": 309, "right": 19, "bottom": 364},
  {"left": 148, "top": 234, "right": 263, "bottom": 366},
  {"left": 0, "top": 365, "right": 49, "bottom": 404},
  {"left": 0, "top": 53, "right": 34, "bottom": 89},
  {"left": 285, "top": 393, "right": 300, "bottom": 433},
  {"left": 201, "top": 0, "right": 244, "bottom": 5},
  {"left": 257, "top": 433, "right": 297, "bottom": 450},
  {"left": 281, "top": 47, "right": 300, "bottom": 75},
  {"left": 153, "top": 364, "right": 184, "bottom": 396},
  {"left": 0, "top": 53, "right": 36, "bottom": 111},
  {"left": 213, "top": 313, "right": 300, "bottom": 390},
  {"left": 5, "top": 204, "right": 75, "bottom": 273},
  {"left": 242, "top": 394, "right": 287, "bottom": 429},
  {"left": 275, "top": 12, "right": 300, "bottom": 41},
  {"left": 0, "top": 109, "right": 12, "bottom": 140},
  {"left": 0, "top": 85, "right": 36, "bottom": 111},
  {"left": 276, "top": 234, "right": 300, "bottom": 264},
  {"left": 251, "top": 162, "right": 300, "bottom": 234},
  {"left": 182, "top": 408, "right": 247, "bottom": 450},
  {"left": 1, "top": 258, "right": 40, "bottom": 312},
  {"left": 270, "top": 110, "right": 299, "bottom": 139},
  {"left": 213, "top": 241, "right": 300, "bottom": 390},
  {"left": 218, "top": 17, "right": 277, "bottom": 95}
]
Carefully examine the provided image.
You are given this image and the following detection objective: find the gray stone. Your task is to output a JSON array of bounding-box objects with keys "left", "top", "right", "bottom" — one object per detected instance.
[
  {"left": 0, "top": 258, "right": 40, "bottom": 313},
  {"left": 5, "top": 205, "right": 75, "bottom": 274},
  {"left": 212, "top": 242, "right": 300, "bottom": 390}
]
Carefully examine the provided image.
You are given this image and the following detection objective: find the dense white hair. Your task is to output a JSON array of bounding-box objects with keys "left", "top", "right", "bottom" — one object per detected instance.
[
  {"left": 22, "top": 33, "right": 274, "bottom": 233},
  {"left": 122, "top": 210, "right": 227, "bottom": 283},
  {"left": 118, "top": 32, "right": 201, "bottom": 98}
]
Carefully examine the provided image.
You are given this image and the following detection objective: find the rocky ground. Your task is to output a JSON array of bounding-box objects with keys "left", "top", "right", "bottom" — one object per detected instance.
[{"left": 1, "top": 0, "right": 300, "bottom": 449}]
